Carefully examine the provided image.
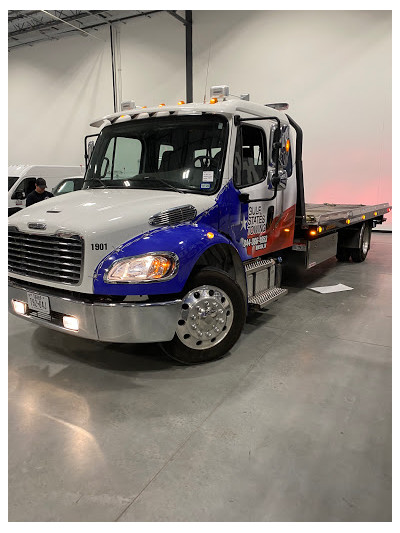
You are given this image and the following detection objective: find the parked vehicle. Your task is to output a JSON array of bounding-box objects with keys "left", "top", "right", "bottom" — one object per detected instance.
[
  {"left": 53, "top": 176, "right": 84, "bottom": 196},
  {"left": 8, "top": 165, "right": 83, "bottom": 216},
  {"left": 8, "top": 86, "right": 391, "bottom": 364}
]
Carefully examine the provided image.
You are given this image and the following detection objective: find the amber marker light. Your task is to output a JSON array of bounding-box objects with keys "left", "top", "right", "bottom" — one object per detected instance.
[
  {"left": 209, "top": 97, "right": 218, "bottom": 104},
  {"left": 158, "top": 103, "right": 166, "bottom": 107},
  {"left": 283, "top": 228, "right": 290, "bottom": 233},
  {"left": 317, "top": 226, "right": 323, "bottom": 233},
  {"left": 206, "top": 232, "right": 215, "bottom": 239},
  {"left": 142, "top": 106, "right": 147, "bottom": 108},
  {"left": 286, "top": 139, "right": 290, "bottom": 152},
  {"left": 374, "top": 211, "right": 378, "bottom": 216},
  {"left": 346, "top": 219, "right": 351, "bottom": 224},
  {"left": 309, "top": 230, "right": 317, "bottom": 236},
  {"left": 362, "top": 215, "right": 366, "bottom": 220},
  {"left": 178, "top": 100, "right": 185, "bottom": 105}
]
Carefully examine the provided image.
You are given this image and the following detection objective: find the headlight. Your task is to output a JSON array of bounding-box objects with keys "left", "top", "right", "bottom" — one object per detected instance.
[{"left": 105, "top": 252, "right": 178, "bottom": 283}]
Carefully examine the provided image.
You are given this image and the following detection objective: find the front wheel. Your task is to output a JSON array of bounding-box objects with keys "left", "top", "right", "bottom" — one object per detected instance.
[{"left": 161, "top": 269, "right": 246, "bottom": 365}]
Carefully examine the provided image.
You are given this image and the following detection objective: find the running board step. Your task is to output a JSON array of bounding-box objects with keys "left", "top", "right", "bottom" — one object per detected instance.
[{"left": 248, "top": 287, "right": 288, "bottom": 309}]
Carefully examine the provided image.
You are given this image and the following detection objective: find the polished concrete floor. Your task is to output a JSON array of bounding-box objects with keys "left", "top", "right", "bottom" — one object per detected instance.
[{"left": 8, "top": 232, "right": 391, "bottom": 522}]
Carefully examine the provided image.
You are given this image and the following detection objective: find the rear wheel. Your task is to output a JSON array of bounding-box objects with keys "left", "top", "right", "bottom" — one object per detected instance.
[
  {"left": 161, "top": 269, "right": 246, "bottom": 365},
  {"left": 350, "top": 223, "right": 371, "bottom": 262}
]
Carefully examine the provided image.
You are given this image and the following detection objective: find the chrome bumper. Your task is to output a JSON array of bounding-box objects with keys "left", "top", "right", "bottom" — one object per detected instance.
[{"left": 8, "top": 280, "right": 182, "bottom": 343}]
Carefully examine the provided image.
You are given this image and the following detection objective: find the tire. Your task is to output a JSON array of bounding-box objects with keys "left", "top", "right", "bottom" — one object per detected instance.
[
  {"left": 336, "top": 247, "right": 351, "bottom": 262},
  {"left": 350, "top": 223, "right": 371, "bottom": 263},
  {"left": 161, "top": 268, "right": 246, "bottom": 365}
]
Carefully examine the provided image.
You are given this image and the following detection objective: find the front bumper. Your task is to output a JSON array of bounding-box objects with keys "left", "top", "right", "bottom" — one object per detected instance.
[{"left": 8, "top": 279, "right": 182, "bottom": 343}]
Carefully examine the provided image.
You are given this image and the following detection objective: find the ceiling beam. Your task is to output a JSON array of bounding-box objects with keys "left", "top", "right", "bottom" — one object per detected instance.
[{"left": 8, "top": 10, "right": 106, "bottom": 38}]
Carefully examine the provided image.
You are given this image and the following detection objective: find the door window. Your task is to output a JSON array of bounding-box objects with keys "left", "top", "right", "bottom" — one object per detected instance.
[
  {"left": 233, "top": 125, "right": 267, "bottom": 188},
  {"left": 11, "top": 177, "right": 36, "bottom": 199}
]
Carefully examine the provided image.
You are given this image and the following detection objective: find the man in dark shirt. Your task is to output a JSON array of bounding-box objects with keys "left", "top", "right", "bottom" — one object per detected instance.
[{"left": 25, "top": 178, "right": 54, "bottom": 207}]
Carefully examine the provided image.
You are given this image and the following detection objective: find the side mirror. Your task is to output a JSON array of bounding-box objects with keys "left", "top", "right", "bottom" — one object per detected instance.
[
  {"left": 87, "top": 140, "right": 95, "bottom": 161},
  {"left": 13, "top": 191, "right": 26, "bottom": 200},
  {"left": 267, "top": 169, "right": 288, "bottom": 191}
]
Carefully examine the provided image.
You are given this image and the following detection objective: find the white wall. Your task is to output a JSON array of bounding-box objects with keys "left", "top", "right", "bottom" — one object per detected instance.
[
  {"left": 8, "top": 10, "right": 391, "bottom": 226},
  {"left": 193, "top": 10, "right": 392, "bottom": 227}
]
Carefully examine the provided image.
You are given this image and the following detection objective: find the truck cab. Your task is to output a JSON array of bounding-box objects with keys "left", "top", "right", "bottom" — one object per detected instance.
[{"left": 8, "top": 87, "right": 390, "bottom": 364}]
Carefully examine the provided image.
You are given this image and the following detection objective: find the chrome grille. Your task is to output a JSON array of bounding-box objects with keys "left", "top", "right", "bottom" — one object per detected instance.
[
  {"left": 149, "top": 204, "right": 197, "bottom": 227},
  {"left": 8, "top": 229, "right": 83, "bottom": 285}
]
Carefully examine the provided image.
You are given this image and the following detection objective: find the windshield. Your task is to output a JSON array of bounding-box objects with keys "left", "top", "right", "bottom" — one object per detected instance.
[
  {"left": 84, "top": 114, "right": 228, "bottom": 194},
  {"left": 8, "top": 177, "right": 18, "bottom": 191}
]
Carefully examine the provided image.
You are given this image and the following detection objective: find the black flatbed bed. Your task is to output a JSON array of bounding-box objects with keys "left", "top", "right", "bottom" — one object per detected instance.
[{"left": 302, "top": 202, "right": 390, "bottom": 231}]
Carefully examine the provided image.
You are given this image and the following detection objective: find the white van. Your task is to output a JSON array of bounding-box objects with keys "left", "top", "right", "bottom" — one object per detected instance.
[{"left": 8, "top": 165, "right": 83, "bottom": 216}]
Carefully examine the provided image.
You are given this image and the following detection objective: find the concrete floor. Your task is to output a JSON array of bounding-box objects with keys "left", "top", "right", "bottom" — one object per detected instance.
[{"left": 8, "top": 232, "right": 391, "bottom": 522}]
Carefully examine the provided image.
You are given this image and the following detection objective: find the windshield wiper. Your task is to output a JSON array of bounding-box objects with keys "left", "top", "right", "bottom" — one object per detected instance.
[{"left": 142, "top": 176, "right": 185, "bottom": 194}]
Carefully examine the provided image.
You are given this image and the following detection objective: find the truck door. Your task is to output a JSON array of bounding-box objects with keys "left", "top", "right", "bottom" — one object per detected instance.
[
  {"left": 9, "top": 177, "right": 36, "bottom": 214},
  {"left": 227, "top": 121, "right": 296, "bottom": 259}
]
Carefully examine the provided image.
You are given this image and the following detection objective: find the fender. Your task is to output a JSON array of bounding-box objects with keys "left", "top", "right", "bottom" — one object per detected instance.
[{"left": 93, "top": 223, "right": 237, "bottom": 296}]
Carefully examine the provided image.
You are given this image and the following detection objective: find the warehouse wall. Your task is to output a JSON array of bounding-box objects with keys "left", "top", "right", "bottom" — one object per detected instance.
[
  {"left": 192, "top": 10, "right": 392, "bottom": 227},
  {"left": 8, "top": 12, "right": 186, "bottom": 167},
  {"left": 8, "top": 10, "right": 391, "bottom": 226}
]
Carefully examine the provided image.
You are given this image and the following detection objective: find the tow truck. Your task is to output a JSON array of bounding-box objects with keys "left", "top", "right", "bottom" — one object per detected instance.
[{"left": 8, "top": 86, "right": 391, "bottom": 364}]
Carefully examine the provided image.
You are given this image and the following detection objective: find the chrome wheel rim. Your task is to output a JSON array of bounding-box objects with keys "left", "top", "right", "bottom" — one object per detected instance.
[{"left": 176, "top": 285, "right": 234, "bottom": 350}]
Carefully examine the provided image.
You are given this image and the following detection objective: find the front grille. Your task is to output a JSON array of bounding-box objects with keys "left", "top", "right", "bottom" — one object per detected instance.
[
  {"left": 149, "top": 204, "right": 197, "bottom": 226},
  {"left": 8, "top": 229, "right": 83, "bottom": 285}
]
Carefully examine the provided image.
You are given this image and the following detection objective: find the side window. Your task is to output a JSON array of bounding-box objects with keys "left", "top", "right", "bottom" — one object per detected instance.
[
  {"left": 56, "top": 180, "right": 75, "bottom": 195},
  {"left": 11, "top": 177, "right": 36, "bottom": 198},
  {"left": 234, "top": 125, "right": 267, "bottom": 188},
  {"left": 112, "top": 137, "right": 142, "bottom": 179},
  {"left": 101, "top": 137, "right": 142, "bottom": 180}
]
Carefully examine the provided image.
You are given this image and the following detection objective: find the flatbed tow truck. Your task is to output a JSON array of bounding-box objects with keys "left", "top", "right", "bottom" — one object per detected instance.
[{"left": 8, "top": 86, "right": 391, "bottom": 364}]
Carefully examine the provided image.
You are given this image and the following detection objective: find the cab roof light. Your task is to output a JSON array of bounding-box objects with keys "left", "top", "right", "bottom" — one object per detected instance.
[
  {"left": 120, "top": 100, "right": 135, "bottom": 111},
  {"left": 210, "top": 85, "right": 229, "bottom": 99}
]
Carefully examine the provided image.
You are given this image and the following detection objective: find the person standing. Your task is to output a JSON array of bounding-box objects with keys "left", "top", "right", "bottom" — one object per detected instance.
[{"left": 25, "top": 178, "right": 54, "bottom": 207}]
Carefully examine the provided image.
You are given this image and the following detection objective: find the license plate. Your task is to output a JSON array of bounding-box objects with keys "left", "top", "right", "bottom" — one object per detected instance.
[{"left": 27, "top": 292, "right": 50, "bottom": 314}]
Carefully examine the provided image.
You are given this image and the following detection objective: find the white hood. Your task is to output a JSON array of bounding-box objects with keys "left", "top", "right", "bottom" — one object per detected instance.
[{"left": 9, "top": 188, "right": 215, "bottom": 292}]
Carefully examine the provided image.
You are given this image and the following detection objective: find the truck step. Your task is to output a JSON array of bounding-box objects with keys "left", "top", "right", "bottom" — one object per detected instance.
[
  {"left": 248, "top": 287, "right": 288, "bottom": 309},
  {"left": 244, "top": 257, "right": 275, "bottom": 275}
]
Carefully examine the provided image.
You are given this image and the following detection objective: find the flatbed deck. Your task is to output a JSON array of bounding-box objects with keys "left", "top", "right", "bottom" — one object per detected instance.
[{"left": 303, "top": 202, "right": 390, "bottom": 230}]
